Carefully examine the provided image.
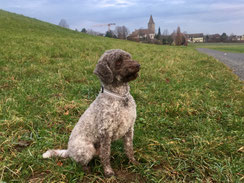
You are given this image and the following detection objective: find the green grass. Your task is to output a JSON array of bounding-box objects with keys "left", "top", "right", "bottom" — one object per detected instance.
[
  {"left": 1, "top": 9, "right": 244, "bottom": 182},
  {"left": 192, "top": 43, "right": 244, "bottom": 53}
]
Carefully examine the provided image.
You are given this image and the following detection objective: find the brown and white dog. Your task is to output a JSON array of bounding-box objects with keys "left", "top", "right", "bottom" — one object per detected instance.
[{"left": 43, "top": 49, "right": 140, "bottom": 177}]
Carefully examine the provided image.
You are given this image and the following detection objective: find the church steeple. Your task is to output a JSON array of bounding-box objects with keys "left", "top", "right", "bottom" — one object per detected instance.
[
  {"left": 148, "top": 15, "right": 155, "bottom": 34},
  {"left": 148, "top": 15, "right": 155, "bottom": 24}
]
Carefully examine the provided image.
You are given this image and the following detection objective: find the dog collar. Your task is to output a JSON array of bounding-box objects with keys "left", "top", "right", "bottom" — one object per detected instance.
[{"left": 101, "top": 86, "right": 129, "bottom": 99}]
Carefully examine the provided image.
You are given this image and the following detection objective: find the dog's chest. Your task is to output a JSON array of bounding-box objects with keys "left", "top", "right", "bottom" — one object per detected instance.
[{"left": 110, "top": 98, "right": 136, "bottom": 140}]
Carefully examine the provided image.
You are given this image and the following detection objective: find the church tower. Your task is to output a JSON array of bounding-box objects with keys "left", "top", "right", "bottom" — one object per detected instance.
[{"left": 148, "top": 15, "right": 155, "bottom": 34}]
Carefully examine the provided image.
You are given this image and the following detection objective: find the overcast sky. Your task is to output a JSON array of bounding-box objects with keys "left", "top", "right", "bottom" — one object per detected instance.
[{"left": 1, "top": 0, "right": 244, "bottom": 35}]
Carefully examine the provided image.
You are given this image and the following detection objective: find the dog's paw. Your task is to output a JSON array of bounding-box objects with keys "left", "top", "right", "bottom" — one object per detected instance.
[{"left": 42, "top": 150, "right": 52, "bottom": 158}]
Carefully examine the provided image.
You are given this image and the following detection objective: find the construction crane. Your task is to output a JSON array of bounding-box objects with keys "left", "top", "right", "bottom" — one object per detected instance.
[{"left": 92, "top": 23, "right": 116, "bottom": 31}]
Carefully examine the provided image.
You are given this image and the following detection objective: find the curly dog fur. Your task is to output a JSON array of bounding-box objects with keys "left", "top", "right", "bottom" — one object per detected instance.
[{"left": 43, "top": 49, "right": 140, "bottom": 177}]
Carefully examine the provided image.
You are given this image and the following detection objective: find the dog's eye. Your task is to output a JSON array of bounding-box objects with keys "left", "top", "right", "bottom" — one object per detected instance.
[
  {"left": 116, "top": 57, "right": 123, "bottom": 67},
  {"left": 116, "top": 60, "right": 122, "bottom": 65}
]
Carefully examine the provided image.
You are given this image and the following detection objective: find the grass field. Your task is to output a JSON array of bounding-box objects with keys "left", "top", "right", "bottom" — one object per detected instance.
[
  {"left": 192, "top": 43, "right": 244, "bottom": 53},
  {"left": 0, "top": 10, "right": 244, "bottom": 182}
]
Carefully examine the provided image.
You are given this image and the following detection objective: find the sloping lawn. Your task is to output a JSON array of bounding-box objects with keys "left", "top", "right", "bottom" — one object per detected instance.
[{"left": 0, "top": 10, "right": 244, "bottom": 182}]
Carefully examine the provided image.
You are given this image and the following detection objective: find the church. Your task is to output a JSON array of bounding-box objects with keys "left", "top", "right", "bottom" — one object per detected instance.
[{"left": 128, "top": 15, "right": 155, "bottom": 41}]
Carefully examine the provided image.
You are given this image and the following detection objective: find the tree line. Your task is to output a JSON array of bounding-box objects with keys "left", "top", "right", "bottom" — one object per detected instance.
[
  {"left": 58, "top": 19, "right": 243, "bottom": 45},
  {"left": 58, "top": 19, "right": 187, "bottom": 46},
  {"left": 58, "top": 19, "right": 130, "bottom": 39}
]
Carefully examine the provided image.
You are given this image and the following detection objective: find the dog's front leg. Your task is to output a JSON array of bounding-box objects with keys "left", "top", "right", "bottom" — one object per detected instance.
[
  {"left": 99, "top": 134, "right": 114, "bottom": 177},
  {"left": 123, "top": 127, "right": 138, "bottom": 165}
]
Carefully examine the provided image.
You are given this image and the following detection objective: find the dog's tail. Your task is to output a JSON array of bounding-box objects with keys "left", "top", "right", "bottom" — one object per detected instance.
[{"left": 42, "top": 149, "right": 69, "bottom": 159}]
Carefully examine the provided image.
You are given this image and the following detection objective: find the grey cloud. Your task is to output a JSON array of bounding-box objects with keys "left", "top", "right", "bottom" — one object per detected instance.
[{"left": 0, "top": 0, "right": 243, "bottom": 35}]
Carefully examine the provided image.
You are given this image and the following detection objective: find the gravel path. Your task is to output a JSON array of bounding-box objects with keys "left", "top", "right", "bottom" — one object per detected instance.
[{"left": 197, "top": 48, "right": 244, "bottom": 80}]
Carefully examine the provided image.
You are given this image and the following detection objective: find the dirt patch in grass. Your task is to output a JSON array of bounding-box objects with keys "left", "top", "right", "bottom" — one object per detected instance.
[
  {"left": 14, "top": 140, "right": 32, "bottom": 152},
  {"left": 81, "top": 169, "right": 146, "bottom": 183},
  {"left": 115, "top": 169, "right": 146, "bottom": 183}
]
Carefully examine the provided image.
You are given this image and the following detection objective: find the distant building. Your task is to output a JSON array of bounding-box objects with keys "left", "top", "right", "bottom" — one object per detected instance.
[
  {"left": 206, "top": 34, "right": 221, "bottom": 42},
  {"left": 128, "top": 15, "right": 155, "bottom": 41},
  {"left": 186, "top": 33, "right": 204, "bottom": 43},
  {"left": 237, "top": 35, "right": 242, "bottom": 41},
  {"left": 229, "top": 35, "right": 239, "bottom": 41},
  {"left": 227, "top": 34, "right": 244, "bottom": 42}
]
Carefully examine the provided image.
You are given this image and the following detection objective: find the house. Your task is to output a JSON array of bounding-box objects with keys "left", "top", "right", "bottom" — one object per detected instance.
[
  {"left": 127, "top": 15, "right": 155, "bottom": 41},
  {"left": 227, "top": 35, "right": 244, "bottom": 42},
  {"left": 186, "top": 33, "right": 204, "bottom": 43},
  {"left": 206, "top": 34, "right": 221, "bottom": 42},
  {"left": 237, "top": 35, "right": 242, "bottom": 41},
  {"left": 230, "top": 35, "right": 239, "bottom": 41}
]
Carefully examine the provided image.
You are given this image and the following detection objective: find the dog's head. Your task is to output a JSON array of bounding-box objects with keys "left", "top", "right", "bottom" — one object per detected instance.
[{"left": 94, "top": 49, "right": 140, "bottom": 84}]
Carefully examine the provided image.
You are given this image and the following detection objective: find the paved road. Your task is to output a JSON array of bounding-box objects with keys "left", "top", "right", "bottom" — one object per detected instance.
[{"left": 197, "top": 48, "right": 244, "bottom": 80}]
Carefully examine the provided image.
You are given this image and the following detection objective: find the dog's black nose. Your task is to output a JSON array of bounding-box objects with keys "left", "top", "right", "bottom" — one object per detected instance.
[{"left": 136, "top": 64, "right": 141, "bottom": 69}]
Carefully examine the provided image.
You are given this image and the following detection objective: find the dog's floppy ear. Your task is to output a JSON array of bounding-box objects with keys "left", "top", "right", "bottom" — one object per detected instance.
[{"left": 94, "top": 63, "right": 113, "bottom": 84}]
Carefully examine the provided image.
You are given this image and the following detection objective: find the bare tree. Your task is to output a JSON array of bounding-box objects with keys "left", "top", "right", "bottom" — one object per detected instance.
[
  {"left": 182, "top": 33, "right": 188, "bottom": 46},
  {"left": 162, "top": 29, "right": 169, "bottom": 36},
  {"left": 162, "top": 29, "right": 170, "bottom": 44},
  {"left": 171, "top": 30, "right": 176, "bottom": 42},
  {"left": 175, "top": 26, "right": 182, "bottom": 46},
  {"left": 59, "top": 19, "right": 69, "bottom": 28},
  {"left": 114, "top": 26, "right": 130, "bottom": 39},
  {"left": 87, "top": 29, "right": 103, "bottom": 36},
  {"left": 173, "top": 26, "right": 187, "bottom": 46}
]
